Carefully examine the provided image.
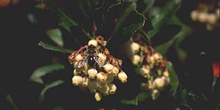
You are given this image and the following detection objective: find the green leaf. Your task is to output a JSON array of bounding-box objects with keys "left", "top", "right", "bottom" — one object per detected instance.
[
  {"left": 5, "top": 94, "right": 18, "bottom": 110},
  {"left": 111, "top": 2, "right": 137, "bottom": 37},
  {"left": 46, "top": 28, "right": 63, "bottom": 47},
  {"left": 166, "top": 62, "right": 179, "bottom": 94},
  {"left": 155, "top": 36, "right": 175, "bottom": 57},
  {"left": 121, "top": 13, "right": 146, "bottom": 38},
  {"left": 38, "top": 41, "right": 73, "bottom": 54},
  {"left": 106, "top": 3, "right": 146, "bottom": 45},
  {"left": 154, "top": 16, "right": 191, "bottom": 58},
  {"left": 39, "top": 80, "right": 64, "bottom": 103},
  {"left": 148, "top": 0, "right": 182, "bottom": 37},
  {"left": 121, "top": 92, "right": 150, "bottom": 105},
  {"left": 43, "top": 0, "right": 78, "bottom": 29},
  {"left": 29, "top": 64, "right": 65, "bottom": 84},
  {"left": 142, "top": 0, "right": 155, "bottom": 14}
]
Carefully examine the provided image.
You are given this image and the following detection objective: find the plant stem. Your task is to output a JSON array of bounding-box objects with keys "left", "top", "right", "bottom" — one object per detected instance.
[{"left": 140, "top": 29, "right": 152, "bottom": 46}]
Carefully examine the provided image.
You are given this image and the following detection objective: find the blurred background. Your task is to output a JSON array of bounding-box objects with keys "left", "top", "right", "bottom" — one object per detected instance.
[{"left": 1, "top": 0, "right": 220, "bottom": 110}]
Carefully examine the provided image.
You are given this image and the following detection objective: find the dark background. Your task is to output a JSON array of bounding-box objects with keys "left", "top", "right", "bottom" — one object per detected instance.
[{"left": 1, "top": 0, "right": 220, "bottom": 110}]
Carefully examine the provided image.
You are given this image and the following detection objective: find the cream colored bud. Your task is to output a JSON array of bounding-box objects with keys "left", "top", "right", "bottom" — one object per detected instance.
[
  {"left": 161, "top": 76, "right": 170, "bottom": 86},
  {"left": 103, "top": 63, "right": 114, "bottom": 73},
  {"left": 147, "top": 56, "right": 155, "bottom": 64},
  {"left": 132, "top": 55, "right": 141, "bottom": 65},
  {"left": 73, "top": 61, "right": 78, "bottom": 68},
  {"left": 73, "top": 69, "right": 80, "bottom": 75},
  {"left": 151, "top": 89, "right": 160, "bottom": 100},
  {"left": 88, "top": 80, "right": 98, "bottom": 93},
  {"left": 82, "top": 77, "right": 89, "bottom": 87},
  {"left": 88, "top": 39, "right": 98, "bottom": 47},
  {"left": 109, "top": 84, "right": 117, "bottom": 94},
  {"left": 118, "top": 71, "right": 127, "bottom": 83},
  {"left": 152, "top": 53, "right": 162, "bottom": 61},
  {"left": 148, "top": 80, "right": 155, "bottom": 90},
  {"left": 95, "top": 92, "right": 102, "bottom": 101},
  {"left": 72, "top": 75, "right": 83, "bottom": 86},
  {"left": 198, "top": 12, "right": 208, "bottom": 23},
  {"left": 111, "top": 66, "right": 119, "bottom": 76},
  {"left": 96, "top": 72, "right": 107, "bottom": 82},
  {"left": 207, "top": 13, "right": 217, "bottom": 25},
  {"left": 99, "top": 85, "right": 109, "bottom": 96},
  {"left": 140, "top": 66, "right": 150, "bottom": 78},
  {"left": 153, "top": 77, "right": 165, "bottom": 89},
  {"left": 190, "top": 10, "right": 199, "bottom": 21},
  {"left": 98, "top": 53, "right": 107, "bottom": 62},
  {"left": 131, "top": 42, "right": 140, "bottom": 53},
  {"left": 75, "top": 54, "right": 84, "bottom": 61},
  {"left": 163, "top": 70, "right": 169, "bottom": 77},
  {"left": 88, "top": 68, "right": 98, "bottom": 79}
]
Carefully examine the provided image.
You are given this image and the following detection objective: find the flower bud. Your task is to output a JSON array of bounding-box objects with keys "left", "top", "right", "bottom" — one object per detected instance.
[
  {"left": 111, "top": 66, "right": 119, "bottom": 76},
  {"left": 88, "top": 68, "right": 98, "bottom": 79},
  {"left": 72, "top": 75, "right": 83, "bottom": 86},
  {"left": 198, "top": 12, "right": 208, "bottom": 23},
  {"left": 82, "top": 77, "right": 89, "bottom": 87},
  {"left": 153, "top": 77, "right": 165, "bottom": 90},
  {"left": 140, "top": 66, "right": 150, "bottom": 78},
  {"left": 75, "top": 54, "right": 84, "bottom": 61},
  {"left": 131, "top": 42, "right": 140, "bottom": 53},
  {"left": 152, "top": 53, "right": 162, "bottom": 61},
  {"left": 118, "top": 71, "right": 128, "bottom": 83},
  {"left": 103, "top": 63, "right": 114, "bottom": 73},
  {"left": 109, "top": 84, "right": 117, "bottom": 94},
  {"left": 147, "top": 56, "right": 155, "bottom": 64},
  {"left": 190, "top": 10, "right": 199, "bottom": 21},
  {"left": 132, "top": 55, "right": 141, "bottom": 65},
  {"left": 151, "top": 89, "right": 160, "bottom": 100},
  {"left": 98, "top": 53, "right": 107, "bottom": 62},
  {"left": 207, "top": 13, "right": 217, "bottom": 25},
  {"left": 88, "top": 39, "right": 98, "bottom": 47},
  {"left": 96, "top": 72, "right": 107, "bottom": 82},
  {"left": 161, "top": 76, "right": 170, "bottom": 86},
  {"left": 163, "top": 70, "right": 169, "bottom": 77},
  {"left": 73, "top": 69, "right": 80, "bottom": 75},
  {"left": 95, "top": 92, "right": 102, "bottom": 101}
]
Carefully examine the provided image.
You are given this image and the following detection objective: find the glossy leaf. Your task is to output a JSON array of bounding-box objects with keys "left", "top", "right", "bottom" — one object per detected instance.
[
  {"left": 121, "top": 92, "right": 150, "bottom": 105},
  {"left": 154, "top": 16, "right": 191, "bottom": 59},
  {"left": 38, "top": 41, "right": 73, "bottom": 54},
  {"left": 39, "top": 80, "right": 64, "bottom": 102},
  {"left": 43, "top": 0, "right": 78, "bottom": 30},
  {"left": 29, "top": 64, "right": 65, "bottom": 84},
  {"left": 102, "top": 2, "right": 146, "bottom": 46},
  {"left": 155, "top": 39, "right": 175, "bottom": 57},
  {"left": 122, "top": 14, "right": 145, "bottom": 37},
  {"left": 141, "top": 0, "right": 155, "bottom": 14},
  {"left": 148, "top": 0, "right": 182, "bottom": 38},
  {"left": 46, "top": 28, "right": 63, "bottom": 47},
  {"left": 111, "top": 2, "right": 137, "bottom": 37}
]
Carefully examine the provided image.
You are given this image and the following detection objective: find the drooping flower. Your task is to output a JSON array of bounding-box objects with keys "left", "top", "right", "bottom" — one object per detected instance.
[
  {"left": 68, "top": 36, "right": 127, "bottom": 101},
  {"left": 124, "top": 35, "right": 170, "bottom": 100}
]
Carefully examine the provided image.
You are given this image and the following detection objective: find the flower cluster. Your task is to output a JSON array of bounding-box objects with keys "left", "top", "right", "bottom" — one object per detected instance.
[
  {"left": 68, "top": 36, "right": 127, "bottom": 101},
  {"left": 190, "top": 2, "right": 220, "bottom": 31},
  {"left": 124, "top": 35, "right": 170, "bottom": 100}
]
